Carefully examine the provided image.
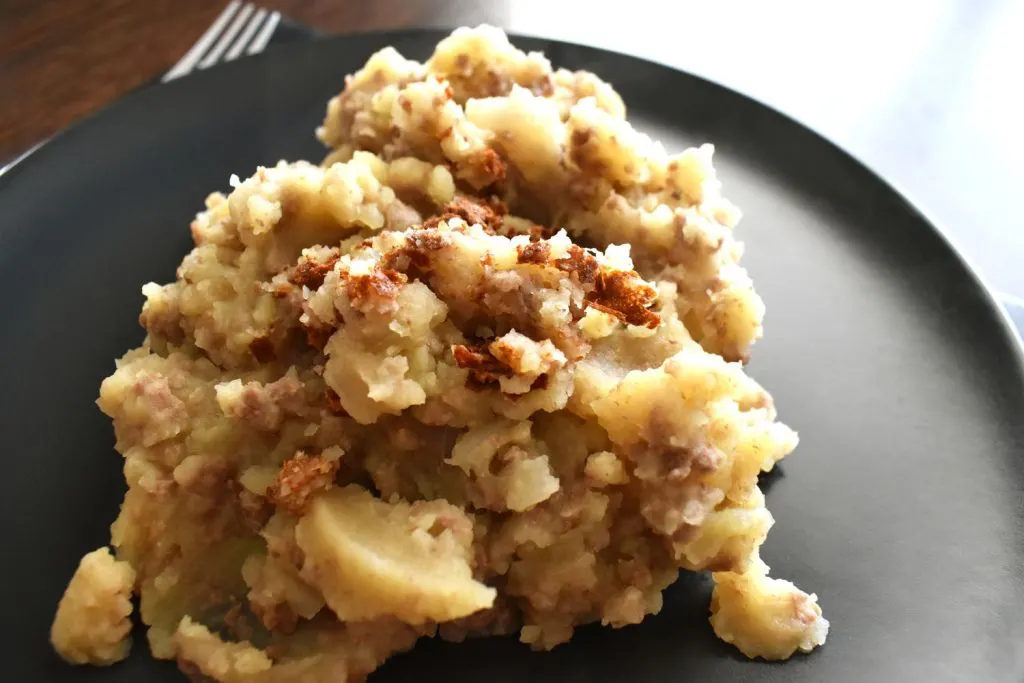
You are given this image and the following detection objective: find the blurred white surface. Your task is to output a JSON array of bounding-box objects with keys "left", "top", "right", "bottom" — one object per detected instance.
[{"left": 499, "top": 0, "right": 1024, "bottom": 296}]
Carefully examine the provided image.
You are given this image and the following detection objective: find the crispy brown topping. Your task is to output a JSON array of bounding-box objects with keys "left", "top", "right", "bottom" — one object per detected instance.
[
  {"left": 448, "top": 196, "right": 505, "bottom": 232},
  {"left": 479, "top": 148, "right": 507, "bottom": 187},
  {"left": 302, "top": 324, "right": 332, "bottom": 351},
  {"left": 381, "top": 230, "right": 450, "bottom": 284},
  {"left": 421, "top": 196, "right": 505, "bottom": 234},
  {"left": 248, "top": 337, "right": 276, "bottom": 364},
  {"left": 380, "top": 249, "right": 429, "bottom": 283},
  {"left": 266, "top": 451, "right": 340, "bottom": 516},
  {"left": 555, "top": 245, "right": 599, "bottom": 285},
  {"left": 496, "top": 219, "right": 553, "bottom": 242},
  {"left": 289, "top": 252, "right": 340, "bottom": 289},
  {"left": 419, "top": 215, "right": 445, "bottom": 231},
  {"left": 409, "top": 231, "right": 448, "bottom": 252},
  {"left": 344, "top": 268, "right": 406, "bottom": 310},
  {"left": 487, "top": 335, "right": 525, "bottom": 369},
  {"left": 585, "top": 270, "right": 660, "bottom": 329},
  {"left": 528, "top": 223, "right": 554, "bottom": 241},
  {"left": 453, "top": 342, "right": 513, "bottom": 389},
  {"left": 516, "top": 241, "right": 551, "bottom": 265}
]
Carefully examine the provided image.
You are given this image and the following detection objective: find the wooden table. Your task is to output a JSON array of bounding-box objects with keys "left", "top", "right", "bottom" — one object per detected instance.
[
  {"left": 0, "top": 0, "right": 506, "bottom": 161},
  {"left": 2, "top": 0, "right": 1022, "bottom": 298}
]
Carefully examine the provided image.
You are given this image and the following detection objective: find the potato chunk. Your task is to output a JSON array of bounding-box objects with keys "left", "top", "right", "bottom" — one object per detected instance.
[
  {"left": 51, "top": 548, "right": 136, "bottom": 665},
  {"left": 295, "top": 485, "right": 495, "bottom": 624},
  {"left": 710, "top": 561, "right": 829, "bottom": 660}
]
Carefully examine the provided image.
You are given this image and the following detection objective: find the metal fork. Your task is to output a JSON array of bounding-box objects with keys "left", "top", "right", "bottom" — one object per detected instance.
[{"left": 162, "top": 1, "right": 282, "bottom": 82}]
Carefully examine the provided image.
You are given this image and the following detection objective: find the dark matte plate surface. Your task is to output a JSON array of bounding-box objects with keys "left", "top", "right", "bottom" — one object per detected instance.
[{"left": 2, "top": 30, "right": 1023, "bottom": 683}]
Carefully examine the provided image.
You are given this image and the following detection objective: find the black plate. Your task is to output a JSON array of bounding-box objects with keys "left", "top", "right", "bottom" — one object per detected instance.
[{"left": 2, "top": 29, "right": 1023, "bottom": 683}]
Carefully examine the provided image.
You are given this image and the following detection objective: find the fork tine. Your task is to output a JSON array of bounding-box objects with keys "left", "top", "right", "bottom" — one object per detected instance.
[
  {"left": 225, "top": 8, "right": 268, "bottom": 61},
  {"left": 198, "top": 2, "right": 256, "bottom": 69},
  {"left": 246, "top": 11, "right": 281, "bottom": 56},
  {"left": 162, "top": 0, "right": 242, "bottom": 82}
]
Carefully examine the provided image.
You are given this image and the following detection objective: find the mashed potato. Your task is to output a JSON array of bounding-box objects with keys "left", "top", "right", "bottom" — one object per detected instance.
[
  {"left": 51, "top": 548, "right": 136, "bottom": 665},
  {"left": 52, "top": 26, "right": 827, "bottom": 679}
]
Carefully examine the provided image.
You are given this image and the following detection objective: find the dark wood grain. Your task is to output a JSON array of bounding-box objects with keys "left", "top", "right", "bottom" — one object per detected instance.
[
  {"left": 0, "top": 0, "right": 506, "bottom": 161},
  {"left": 0, "top": 0, "right": 221, "bottom": 160}
]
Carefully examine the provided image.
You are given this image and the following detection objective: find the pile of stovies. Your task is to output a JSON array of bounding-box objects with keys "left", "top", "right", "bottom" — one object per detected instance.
[{"left": 51, "top": 26, "right": 828, "bottom": 682}]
